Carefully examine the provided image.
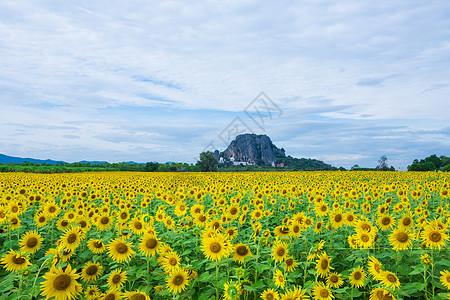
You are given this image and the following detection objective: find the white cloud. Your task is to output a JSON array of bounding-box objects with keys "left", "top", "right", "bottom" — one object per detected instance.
[{"left": 0, "top": 0, "right": 449, "bottom": 167}]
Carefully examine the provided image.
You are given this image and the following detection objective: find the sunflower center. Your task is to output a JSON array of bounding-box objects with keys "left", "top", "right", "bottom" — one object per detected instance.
[
  {"left": 146, "top": 238, "right": 157, "bottom": 249},
  {"left": 320, "top": 289, "right": 329, "bottom": 297},
  {"left": 403, "top": 218, "right": 411, "bottom": 226},
  {"left": 67, "top": 233, "right": 77, "bottom": 244},
  {"left": 293, "top": 225, "right": 300, "bottom": 233},
  {"left": 112, "top": 274, "right": 122, "bottom": 283},
  {"left": 61, "top": 221, "right": 68, "bottom": 226},
  {"left": 174, "top": 274, "right": 184, "bottom": 285},
  {"left": 286, "top": 258, "right": 294, "bottom": 266},
  {"left": 320, "top": 205, "right": 327, "bottom": 212},
  {"left": 49, "top": 206, "right": 56, "bottom": 213},
  {"left": 93, "top": 241, "right": 103, "bottom": 248},
  {"left": 134, "top": 222, "right": 142, "bottom": 229},
  {"left": 230, "top": 207, "right": 238, "bottom": 215},
  {"left": 79, "top": 221, "right": 87, "bottom": 228},
  {"left": 26, "top": 237, "right": 38, "bottom": 248},
  {"left": 12, "top": 255, "right": 25, "bottom": 265},
  {"left": 53, "top": 274, "right": 72, "bottom": 291},
  {"left": 266, "top": 294, "right": 274, "bottom": 300},
  {"left": 236, "top": 245, "right": 248, "bottom": 256},
  {"left": 101, "top": 217, "right": 109, "bottom": 224},
  {"left": 116, "top": 243, "right": 128, "bottom": 254},
  {"left": 105, "top": 294, "right": 116, "bottom": 300},
  {"left": 169, "top": 258, "right": 178, "bottom": 266},
  {"left": 120, "top": 213, "right": 127, "bottom": 219},
  {"left": 277, "top": 248, "right": 285, "bottom": 257},
  {"left": 361, "top": 234, "right": 369, "bottom": 242},
  {"left": 374, "top": 264, "right": 381, "bottom": 272},
  {"left": 430, "top": 232, "right": 441, "bottom": 242},
  {"left": 382, "top": 217, "right": 391, "bottom": 225},
  {"left": 12, "top": 206, "right": 18, "bottom": 213},
  {"left": 353, "top": 272, "right": 362, "bottom": 280},
  {"left": 212, "top": 222, "right": 220, "bottom": 230},
  {"left": 335, "top": 214, "right": 342, "bottom": 222},
  {"left": 130, "top": 294, "right": 146, "bottom": 300},
  {"left": 387, "top": 274, "right": 397, "bottom": 283},
  {"left": 38, "top": 216, "right": 45, "bottom": 222},
  {"left": 210, "top": 242, "right": 221, "bottom": 253},
  {"left": 86, "top": 265, "right": 98, "bottom": 276},
  {"left": 321, "top": 259, "right": 328, "bottom": 270},
  {"left": 12, "top": 218, "right": 18, "bottom": 225},
  {"left": 199, "top": 215, "right": 206, "bottom": 222},
  {"left": 347, "top": 215, "right": 354, "bottom": 222},
  {"left": 397, "top": 232, "right": 408, "bottom": 243}
]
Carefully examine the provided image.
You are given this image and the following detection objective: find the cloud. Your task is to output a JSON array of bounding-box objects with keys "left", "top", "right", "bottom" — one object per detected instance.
[{"left": 0, "top": 1, "right": 449, "bottom": 168}]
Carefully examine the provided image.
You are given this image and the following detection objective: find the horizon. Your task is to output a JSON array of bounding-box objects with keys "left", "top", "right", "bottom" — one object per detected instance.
[{"left": 1, "top": 1, "right": 449, "bottom": 170}]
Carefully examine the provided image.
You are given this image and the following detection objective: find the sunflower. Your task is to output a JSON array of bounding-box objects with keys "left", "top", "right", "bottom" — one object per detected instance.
[
  {"left": 316, "top": 252, "right": 333, "bottom": 277},
  {"left": 389, "top": 228, "right": 413, "bottom": 251},
  {"left": 284, "top": 256, "right": 298, "bottom": 272},
  {"left": 84, "top": 285, "right": 100, "bottom": 299},
  {"left": 368, "top": 256, "right": 383, "bottom": 280},
  {"left": 330, "top": 210, "right": 345, "bottom": 229},
  {"left": 260, "top": 288, "right": 280, "bottom": 300},
  {"left": 355, "top": 230, "right": 374, "bottom": 248},
  {"left": 349, "top": 266, "right": 366, "bottom": 288},
  {"left": 87, "top": 239, "right": 106, "bottom": 254},
  {"left": 19, "top": 230, "right": 42, "bottom": 254},
  {"left": 35, "top": 213, "right": 48, "bottom": 227},
  {"left": 326, "top": 272, "right": 344, "bottom": 288},
  {"left": 223, "top": 280, "right": 241, "bottom": 300},
  {"left": 379, "top": 271, "right": 401, "bottom": 290},
  {"left": 421, "top": 225, "right": 449, "bottom": 249},
  {"left": 162, "top": 251, "right": 181, "bottom": 273},
  {"left": 96, "top": 214, "right": 112, "bottom": 230},
  {"left": 272, "top": 241, "right": 289, "bottom": 263},
  {"left": 232, "top": 243, "right": 252, "bottom": 264},
  {"left": 273, "top": 269, "right": 285, "bottom": 289},
  {"left": 139, "top": 233, "right": 160, "bottom": 257},
  {"left": 377, "top": 214, "right": 395, "bottom": 231},
  {"left": 420, "top": 253, "right": 432, "bottom": 266},
  {"left": 9, "top": 215, "right": 21, "bottom": 230},
  {"left": 398, "top": 214, "right": 414, "bottom": 230},
  {"left": 123, "top": 289, "right": 150, "bottom": 299},
  {"left": 201, "top": 233, "right": 231, "bottom": 261},
  {"left": 60, "top": 227, "right": 83, "bottom": 252},
  {"left": 107, "top": 238, "right": 135, "bottom": 263},
  {"left": 283, "top": 285, "right": 309, "bottom": 300},
  {"left": 313, "top": 282, "right": 334, "bottom": 300},
  {"left": 129, "top": 216, "right": 146, "bottom": 235},
  {"left": 289, "top": 222, "right": 303, "bottom": 238},
  {"left": 440, "top": 270, "right": 450, "bottom": 289},
  {"left": 40, "top": 264, "right": 82, "bottom": 300},
  {"left": 57, "top": 219, "right": 71, "bottom": 231},
  {"left": 1, "top": 249, "right": 31, "bottom": 273},
  {"left": 81, "top": 262, "right": 103, "bottom": 283},
  {"left": 103, "top": 289, "right": 122, "bottom": 300},
  {"left": 166, "top": 268, "right": 189, "bottom": 294},
  {"left": 369, "top": 288, "right": 395, "bottom": 300},
  {"left": 107, "top": 268, "right": 127, "bottom": 290}
]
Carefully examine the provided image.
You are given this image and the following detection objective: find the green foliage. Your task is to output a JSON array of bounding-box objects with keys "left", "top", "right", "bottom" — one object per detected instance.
[
  {"left": 408, "top": 154, "right": 448, "bottom": 171},
  {"left": 196, "top": 151, "right": 218, "bottom": 172},
  {"left": 275, "top": 155, "right": 337, "bottom": 171}
]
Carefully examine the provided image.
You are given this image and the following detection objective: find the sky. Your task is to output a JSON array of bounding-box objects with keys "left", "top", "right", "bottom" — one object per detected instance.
[{"left": 1, "top": 0, "right": 449, "bottom": 169}]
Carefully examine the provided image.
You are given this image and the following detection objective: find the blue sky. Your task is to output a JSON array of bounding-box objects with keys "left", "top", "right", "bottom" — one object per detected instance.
[{"left": 1, "top": 1, "right": 449, "bottom": 169}]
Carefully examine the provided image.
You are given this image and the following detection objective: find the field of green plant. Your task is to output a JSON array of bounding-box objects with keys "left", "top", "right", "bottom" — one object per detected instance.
[{"left": 0, "top": 171, "right": 449, "bottom": 299}]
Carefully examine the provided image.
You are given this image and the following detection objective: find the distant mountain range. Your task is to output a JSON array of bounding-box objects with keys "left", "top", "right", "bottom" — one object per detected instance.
[
  {"left": 0, "top": 153, "right": 65, "bottom": 165},
  {"left": 0, "top": 154, "right": 146, "bottom": 165}
]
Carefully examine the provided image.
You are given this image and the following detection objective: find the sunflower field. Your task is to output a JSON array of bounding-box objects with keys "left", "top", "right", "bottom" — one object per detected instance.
[{"left": 0, "top": 171, "right": 449, "bottom": 300}]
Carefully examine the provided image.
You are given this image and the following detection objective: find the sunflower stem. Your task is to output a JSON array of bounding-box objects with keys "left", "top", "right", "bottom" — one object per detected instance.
[{"left": 32, "top": 258, "right": 51, "bottom": 294}]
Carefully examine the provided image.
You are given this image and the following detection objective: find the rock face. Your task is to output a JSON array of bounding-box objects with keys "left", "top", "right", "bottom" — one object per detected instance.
[{"left": 222, "top": 134, "right": 285, "bottom": 165}]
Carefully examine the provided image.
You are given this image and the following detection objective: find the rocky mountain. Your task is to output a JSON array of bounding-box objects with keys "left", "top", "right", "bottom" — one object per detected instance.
[
  {"left": 217, "top": 134, "right": 285, "bottom": 165},
  {"left": 214, "top": 133, "right": 337, "bottom": 170}
]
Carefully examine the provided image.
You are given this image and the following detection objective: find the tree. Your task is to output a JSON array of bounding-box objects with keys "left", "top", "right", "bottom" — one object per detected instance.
[
  {"left": 196, "top": 151, "right": 218, "bottom": 172},
  {"left": 377, "top": 155, "right": 389, "bottom": 171}
]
